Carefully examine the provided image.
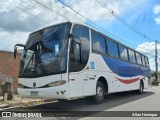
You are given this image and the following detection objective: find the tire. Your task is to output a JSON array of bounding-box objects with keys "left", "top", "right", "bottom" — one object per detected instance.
[
  {"left": 137, "top": 81, "right": 144, "bottom": 94},
  {"left": 94, "top": 81, "right": 105, "bottom": 104}
]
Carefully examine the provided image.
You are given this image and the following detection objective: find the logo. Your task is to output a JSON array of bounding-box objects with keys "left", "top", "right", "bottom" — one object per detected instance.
[
  {"left": 33, "top": 82, "right": 36, "bottom": 88},
  {"left": 90, "top": 62, "right": 95, "bottom": 69},
  {"left": 2, "top": 112, "right": 11, "bottom": 117}
]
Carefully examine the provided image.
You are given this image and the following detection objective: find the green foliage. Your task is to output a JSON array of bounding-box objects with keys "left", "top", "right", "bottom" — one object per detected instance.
[
  {"left": 151, "top": 71, "right": 159, "bottom": 86},
  {"left": 151, "top": 71, "right": 158, "bottom": 78},
  {"left": 152, "top": 80, "right": 160, "bottom": 86}
]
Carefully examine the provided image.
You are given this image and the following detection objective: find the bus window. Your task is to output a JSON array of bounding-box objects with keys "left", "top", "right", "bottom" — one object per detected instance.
[
  {"left": 107, "top": 40, "right": 119, "bottom": 58},
  {"left": 145, "top": 56, "right": 149, "bottom": 67},
  {"left": 136, "top": 53, "right": 142, "bottom": 65},
  {"left": 141, "top": 55, "right": 146, "bottom": 66},
  {"left": 128, "top": 49, "right": 136, "bottom": 63},
  {"left": 70, "top": 25, "right": 90, "bottom": 72},
  {"left": 92, "top": 31, "right": 106, "bottom": 54},
  {"left": 119, "top": 45, "right": 128, "bottom": 61}
]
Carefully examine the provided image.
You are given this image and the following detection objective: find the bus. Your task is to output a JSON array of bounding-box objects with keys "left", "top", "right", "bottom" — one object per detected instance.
[{"left": 14, "top": 22, "right": 150, "bottom": 104}]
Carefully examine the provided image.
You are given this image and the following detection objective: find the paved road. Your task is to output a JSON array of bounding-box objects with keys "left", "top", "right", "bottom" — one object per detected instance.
[{"left": 1, "top": 86, "right": 160, "bottom": 120}]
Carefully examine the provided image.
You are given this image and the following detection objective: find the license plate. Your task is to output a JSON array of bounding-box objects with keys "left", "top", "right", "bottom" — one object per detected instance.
[{"left": 30, "top": 91, "right": 39, "bottom": 96}]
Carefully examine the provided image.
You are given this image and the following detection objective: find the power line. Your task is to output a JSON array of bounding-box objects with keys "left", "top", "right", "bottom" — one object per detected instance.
[
  {"left": 96, "top": 0, "right": 154, "bottom": 42},
  {"left": 58, "top": 0, "right": 138, "bottom": 48},
  {"left": 4, "top": 0, "right": 156, "bottom": 61},
  {"left": 5, "top": 0, "right": 82, "bottom": 28},
  {"left": 32, "top": 0, "right": 139, "bottom": 47},
  {"left": 6, "top": 0, "right": 142, "bottom": 48},
  {"left": 32, "top": 0, "right": 82, "bottom": 23}
]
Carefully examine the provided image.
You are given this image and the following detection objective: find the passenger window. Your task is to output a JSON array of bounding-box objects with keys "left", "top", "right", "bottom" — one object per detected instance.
[
  {"left": 107, "top": 40, "right": 119, "bottom": 58},
  {"left": 92, "top": 31, "right": 106, "bottom": 54},
  {"left": 141, "top": 55, "right": 146, "bottom": 66},
  {"left": 145, "top": 57, "right": 149, "bottom": 67},
  {"left": 119, "top": 45, "right": 128, "bottom": 60},
  {"left": 128, "top": 49, "right": 136, "bottom": 63},
  {"left": 136, "top": 53, "right": 142, "bottom": 65}
]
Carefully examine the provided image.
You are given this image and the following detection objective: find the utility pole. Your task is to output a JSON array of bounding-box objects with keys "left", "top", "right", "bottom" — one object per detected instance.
[{"left": 155, "top": 40, "right": 158, "bottom": 84}]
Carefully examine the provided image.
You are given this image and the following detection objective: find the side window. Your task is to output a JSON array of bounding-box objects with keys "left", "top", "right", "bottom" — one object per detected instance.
[
  {"left": 136, "top": 53, "right": 142, "bottom": 65},
  {"left": 141, "top": 55, "right": 146, "bottom": 66},
  {"left": 119, "top": 45, "right": 128, "bottom": 61},
  {"left": 107, "top": 40, "right": 119, "bottom": 58},
  {"left": 128, "top": 49, "right": 136, "bottom": 63},
  {"left": 69, "top": 25, "right": 90, "bottom": 72},
  {"left": 145, "top": 56, "right": 149, "bottom": 67},
  {"left": 92, "top": 31, "right": 106, "bottom": 54}
]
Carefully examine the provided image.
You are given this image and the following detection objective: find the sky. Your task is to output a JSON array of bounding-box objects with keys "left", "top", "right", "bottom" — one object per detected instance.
[{"left": 0, "top": 0, "right": 160, "bottom": 71}]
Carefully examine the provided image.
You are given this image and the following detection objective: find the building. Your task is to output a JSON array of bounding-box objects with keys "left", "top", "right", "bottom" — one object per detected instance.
[{"left": 0, "top": 50, "right": 21, "bottom": 95}]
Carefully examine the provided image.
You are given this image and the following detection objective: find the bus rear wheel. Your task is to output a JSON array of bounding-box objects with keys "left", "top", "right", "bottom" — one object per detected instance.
[
  {"left": 137, "top": 81, "right": 144, "bottom": 94},
  {"left": 94, "top": 81, "right": 105, "bottom": 104}
]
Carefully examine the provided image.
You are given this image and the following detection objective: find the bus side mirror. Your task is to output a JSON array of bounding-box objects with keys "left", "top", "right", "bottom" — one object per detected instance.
[
  {"left": 14, "top": 46, "right": 17, "bottom": 59},
  {"left": 14, "top": 44, "right": 26, "bottom": 59}
]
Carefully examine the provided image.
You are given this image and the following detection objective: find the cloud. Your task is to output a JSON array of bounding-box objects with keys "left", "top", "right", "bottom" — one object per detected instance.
[
  {"left": 0, "top": 0, "right": 45, "bottom": 32},
  {"left": 0, "top": 31, "right": 30, "bottom": 52},
  {"left": 136, "top": 42, "right": 160, "bottom": 71},
  {"left": 153, "top": 4, "right": 160, "bottom": 14},
  {"left": 0, "top": 0, "right": 82, "bottom": 51},
  {"left": 0, "top": 0, "right": 148, "bottom": 52},
  {"left": 0, "top": 0, "right": 83, "bottom": 33},
  {"left": 153, "top": 4, "right": 160, "bottom": 25},
  {"left": 64, "top": 0, "right": 147, "bottom": 22},
  {"left": 154, "top": 16, "right": 160, "bottom": 24}
]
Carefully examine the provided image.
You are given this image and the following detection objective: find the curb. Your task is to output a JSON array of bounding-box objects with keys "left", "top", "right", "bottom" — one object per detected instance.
[{"left": 0, "top": 99, "right": 56, "bottom": 110}]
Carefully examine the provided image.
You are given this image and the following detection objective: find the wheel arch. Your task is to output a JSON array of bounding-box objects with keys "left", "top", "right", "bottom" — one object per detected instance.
[{"left": 96, "top": 76, "right": 108, "bottom": 94}]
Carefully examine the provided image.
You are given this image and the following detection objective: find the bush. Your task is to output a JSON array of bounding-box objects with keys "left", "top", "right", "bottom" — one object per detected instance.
[{"left": 152, "top": 80, "right": 159, "bottom": 86}]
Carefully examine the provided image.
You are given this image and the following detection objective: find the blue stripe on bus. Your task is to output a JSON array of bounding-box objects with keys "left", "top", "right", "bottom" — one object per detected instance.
[{"left": 102, "top": 56, "right": 150, "bottom": 77}]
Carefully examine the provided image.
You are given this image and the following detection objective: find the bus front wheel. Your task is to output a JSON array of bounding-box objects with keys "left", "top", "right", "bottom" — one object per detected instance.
[{"left": 94, "top": 81, "right": 105, "bottom": 104}]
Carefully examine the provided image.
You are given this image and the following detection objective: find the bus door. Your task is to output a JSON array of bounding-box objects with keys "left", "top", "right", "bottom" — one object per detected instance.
[
  {"left": 68, "top": 24, "right": 91, "bottom": 98},
  {"left": 69, "top": 41, "right": 84, "bottom": 98}
]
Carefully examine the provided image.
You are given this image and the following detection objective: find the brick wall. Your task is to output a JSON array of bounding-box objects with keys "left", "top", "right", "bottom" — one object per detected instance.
[{"left": 0, "top": 51, "right": 21, "bottom": 95}]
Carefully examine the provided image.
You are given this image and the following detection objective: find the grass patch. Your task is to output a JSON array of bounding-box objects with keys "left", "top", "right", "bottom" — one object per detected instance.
[{"left": 0, "top": 96, "right": 3, "bottom": 104}]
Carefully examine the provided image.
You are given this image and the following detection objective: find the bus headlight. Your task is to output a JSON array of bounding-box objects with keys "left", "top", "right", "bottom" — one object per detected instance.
[
  {"left": 48, "top": 80, "right": 66, "bottom": 87},
  {"left": 18, "top": 83, "right": 24, "bottom": 88}
]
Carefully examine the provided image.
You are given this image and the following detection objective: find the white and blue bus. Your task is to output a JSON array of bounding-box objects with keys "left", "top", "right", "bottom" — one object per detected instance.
[{"left": 14, "top": 22, "right": 150, "bottom": 104}]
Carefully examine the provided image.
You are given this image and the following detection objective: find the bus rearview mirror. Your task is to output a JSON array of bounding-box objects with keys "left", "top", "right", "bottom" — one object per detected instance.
[{"left": 14, "top": 44, "right": 26, "bottom": 59}]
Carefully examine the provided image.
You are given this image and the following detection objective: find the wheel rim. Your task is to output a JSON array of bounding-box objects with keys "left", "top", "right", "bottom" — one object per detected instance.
[{"left": 97, "top": 86, "right": 103, "bottom": 99}]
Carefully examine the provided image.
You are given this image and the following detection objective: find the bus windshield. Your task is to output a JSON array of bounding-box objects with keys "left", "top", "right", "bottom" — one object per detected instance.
[{"left": 19, "top": 23, "right": 71, "bottom": 78}]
